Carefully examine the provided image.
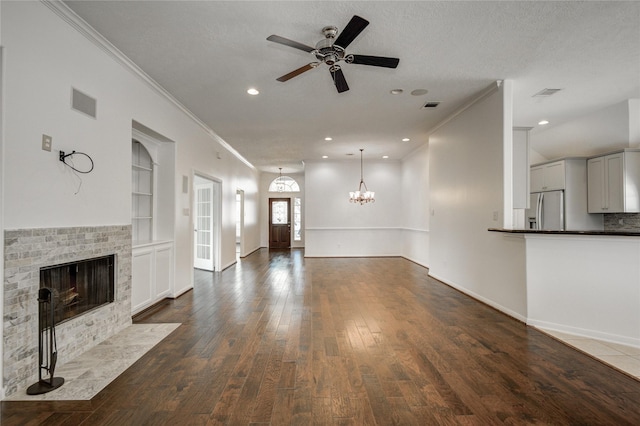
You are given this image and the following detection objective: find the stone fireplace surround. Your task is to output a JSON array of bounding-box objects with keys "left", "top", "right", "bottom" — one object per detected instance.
[{"left": 3, "top": 225, "right": 132, "bottom": 397}]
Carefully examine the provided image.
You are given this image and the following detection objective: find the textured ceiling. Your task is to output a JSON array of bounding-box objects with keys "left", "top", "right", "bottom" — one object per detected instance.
[{"left": 64, "top": 1, "right": 640, "bottom": 172}]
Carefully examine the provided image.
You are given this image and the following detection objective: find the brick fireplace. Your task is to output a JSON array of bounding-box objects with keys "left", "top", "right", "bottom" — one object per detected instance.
[{"left": 3, "top": 225, "right": 132, "bottom": 396}]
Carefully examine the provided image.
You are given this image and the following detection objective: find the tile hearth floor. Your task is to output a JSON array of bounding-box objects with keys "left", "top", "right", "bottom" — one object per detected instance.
[{"left": 4, "top": 323, "right": 181, "bottom": 401}]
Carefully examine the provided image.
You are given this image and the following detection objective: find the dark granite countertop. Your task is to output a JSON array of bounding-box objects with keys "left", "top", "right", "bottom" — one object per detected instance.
[{"left": 488, "top": 228, "right": 640, "bottom": 237}]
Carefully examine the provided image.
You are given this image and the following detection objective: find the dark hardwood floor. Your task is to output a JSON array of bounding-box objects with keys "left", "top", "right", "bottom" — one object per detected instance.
[{"left": 2, "top": 248, "right": 640, "bottom": 425}]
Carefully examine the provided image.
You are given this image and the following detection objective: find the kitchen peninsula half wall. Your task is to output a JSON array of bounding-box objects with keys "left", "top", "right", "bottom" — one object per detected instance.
[{"left": 489, "top": 228, "right": 640, "bottom": 349}]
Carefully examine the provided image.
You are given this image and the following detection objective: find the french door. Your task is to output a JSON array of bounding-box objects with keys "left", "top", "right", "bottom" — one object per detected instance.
[{"left": 194, "top": 181, "right": 215, "bottom": 270}]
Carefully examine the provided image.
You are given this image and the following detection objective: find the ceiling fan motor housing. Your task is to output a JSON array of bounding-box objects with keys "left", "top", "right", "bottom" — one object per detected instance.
[{"left": 315, "top": 37, "right": 345, "bottom": 65}]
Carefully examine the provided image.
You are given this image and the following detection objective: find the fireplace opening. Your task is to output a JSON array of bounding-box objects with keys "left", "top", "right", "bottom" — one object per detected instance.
[{"left": 40, "top": 255, "right": 115, "bottom": 324}]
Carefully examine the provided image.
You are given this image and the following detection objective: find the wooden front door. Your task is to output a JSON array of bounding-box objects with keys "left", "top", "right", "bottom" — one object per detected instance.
[{"left": 269, "top": 198, "right": 291, "bottom": 249}]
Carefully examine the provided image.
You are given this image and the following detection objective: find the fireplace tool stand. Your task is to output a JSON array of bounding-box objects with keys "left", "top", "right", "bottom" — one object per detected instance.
[{"left": 27, "top": 287, "right": 64, "bottom": 395}]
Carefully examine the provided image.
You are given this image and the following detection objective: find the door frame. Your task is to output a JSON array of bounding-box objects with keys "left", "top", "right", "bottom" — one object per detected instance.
[
  {"left": 236, "top": 189, "right": 245, "bottom": 257},
  {"left": 192, "top": 171, "right": 222, "bottom": 273}
]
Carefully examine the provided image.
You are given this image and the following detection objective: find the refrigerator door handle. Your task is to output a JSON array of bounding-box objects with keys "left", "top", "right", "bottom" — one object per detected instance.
[{"left": 537, "top": 193, "right": 544, "bottom": 230}]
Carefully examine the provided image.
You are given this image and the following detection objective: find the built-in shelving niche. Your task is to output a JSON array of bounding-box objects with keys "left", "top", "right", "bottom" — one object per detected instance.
[
  {"left": 131, "top": 122, "right": 176, "bottom": 315},
  {"left": 131, "top": 123, "right": 176, "bottom": 245}
]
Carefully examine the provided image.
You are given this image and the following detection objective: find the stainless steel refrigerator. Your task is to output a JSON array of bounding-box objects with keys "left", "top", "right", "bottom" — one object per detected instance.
[{"left": 527, "top": 191, "right": 564, "bottom": 230}]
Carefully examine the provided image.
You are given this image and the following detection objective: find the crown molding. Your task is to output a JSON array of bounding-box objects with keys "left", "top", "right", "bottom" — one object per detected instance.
[{"left": 41, "top": 0, "right": 255, "bottom": 170}]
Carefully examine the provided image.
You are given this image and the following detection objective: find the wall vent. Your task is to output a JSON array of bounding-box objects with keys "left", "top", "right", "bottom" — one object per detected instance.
[
  {"left": 532, "top": 88, "right": 562, "bottom": 97},
  {"left": 422, "top": 101, "right": 440, "bottom": 109},
  {"left": 71, "top": 87, "right": 97, "bottom": 118}
]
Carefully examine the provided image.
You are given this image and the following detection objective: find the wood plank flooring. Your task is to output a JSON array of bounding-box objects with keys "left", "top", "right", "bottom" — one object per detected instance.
[{"left": 2, "top": 248, "right": 640, "bottom": 425}]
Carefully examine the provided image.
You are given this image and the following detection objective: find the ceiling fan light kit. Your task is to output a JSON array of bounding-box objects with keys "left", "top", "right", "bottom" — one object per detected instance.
[{"left": 267, "top": 15, "right": 399, "bottom": 93}]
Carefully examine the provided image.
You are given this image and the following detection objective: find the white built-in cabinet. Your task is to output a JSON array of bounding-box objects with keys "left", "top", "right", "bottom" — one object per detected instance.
[
  {"left": 132, "top": 241, "right": 173, "bottom": 314},
  {"left": 530, "top": 160, "right": 565, "bottom": 192},
  {"left": 587, "top": 150, "right": 640, "bottom": 213},
  {"left": 131, "top": 127, "right": 176, "bottom": 315}
]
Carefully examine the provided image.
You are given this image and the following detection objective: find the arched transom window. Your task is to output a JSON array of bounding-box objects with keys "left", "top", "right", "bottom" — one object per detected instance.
[{"left": 269, "top": 175, "right": 300, "bottom": 192}]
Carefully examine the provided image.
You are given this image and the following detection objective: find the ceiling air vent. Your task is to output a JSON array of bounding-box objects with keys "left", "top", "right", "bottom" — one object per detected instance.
[
  {"left": 421, "top": 101, "right": 440, "bottom": 109},
  {"left": 532, "top": 88, "right": 562, "bottom": 97}
]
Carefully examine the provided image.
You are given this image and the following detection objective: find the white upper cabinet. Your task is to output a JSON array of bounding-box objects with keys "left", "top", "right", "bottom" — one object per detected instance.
[
  {"left": 587, "top": 150, "right": 640, "bottom": 213},
  {"left": 530, "top": 160, "right": 565, "bottom": 192}
]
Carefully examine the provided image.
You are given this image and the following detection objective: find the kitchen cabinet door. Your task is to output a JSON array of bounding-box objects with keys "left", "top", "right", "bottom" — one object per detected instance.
[
  {"left": 587, "top": 156, "right": 605, "bottom": 213},
  {"left": 588, "top": 152, "right": 639, "bottom": 213},
  {"left": 606, "top": 154, "right": 624, "bottom": 212},
  {"left": 530, "top": 166, "right": 545, "bottom": 192},
  {"left": 543, "top": 161, "right": 565, "bottom": 190}
]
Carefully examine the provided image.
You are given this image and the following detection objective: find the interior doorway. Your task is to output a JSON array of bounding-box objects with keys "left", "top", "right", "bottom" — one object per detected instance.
[
  {"left": 236, "top": 189, "right": 244, "bottom": 257},
  {"left": 269, "top": 198, "right": 291, "bottom": 249},
  {"left": 193, "top": 174, "right": 221, "bottom": 271}
]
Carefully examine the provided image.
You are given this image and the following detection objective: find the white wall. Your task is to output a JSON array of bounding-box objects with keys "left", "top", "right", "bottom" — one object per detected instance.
[
  {"left": 428, "top": 85, "right": 527, "bottom": 320},
  {"left": 401, "top": 143, "right": 429, "bottom": 267},
  {"left": 532, "top": 99, "right": 639, "bottom": 161},
  {"left": 304, "top": 159, "right": 403, "bottom": 257},
  {"left": 260, "top": 172, "right": 305, "bottom": 249},
  {"left": 0, "top": 2, "right": 260, "bottom": 300}
]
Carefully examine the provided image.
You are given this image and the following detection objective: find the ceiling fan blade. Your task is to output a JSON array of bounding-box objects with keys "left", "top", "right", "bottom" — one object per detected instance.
[
  {"left": 351, "top": 55, "right": 400, "bottom": 69},
  {"left": 267, "top": 35, "right": 315, "bottom": 53},
  {"left": 330, "top": 67, "right": 349, "bottom": 93},
  {"left": 334, "top": 15, "right": 369, "bottom": 49},
  {"left": 276, "top": 63, "right": 317, "bottom": 82}
]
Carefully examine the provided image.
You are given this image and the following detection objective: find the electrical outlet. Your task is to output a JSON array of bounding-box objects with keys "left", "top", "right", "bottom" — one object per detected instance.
[
  {"left": 42, "top": 134, "right": 52, "bottom": 151},
  {"left": 493, "top": 211, "right": 499, "bottom": 221}
]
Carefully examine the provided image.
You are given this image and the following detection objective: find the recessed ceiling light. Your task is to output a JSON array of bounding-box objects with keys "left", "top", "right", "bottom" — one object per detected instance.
[
  {"left": 324, "top": 137, "right": 332, "bottom": 141},
  {"left": 247, "top": 88, "right": 259, "bottom": 95},
  {"left": 538, "top": 120, "right": 550, "bottom": 125},
  {"left": 402, "top": 138, "right": 410, "bottom": 142},
  {"left": 382, "top": 155, "right": 389, "bottom": 159},
  {"left": 322, "top": 155, "right": 328, "bottom": 159},
  {"left": 411, "top": 89, "right": 428, "bottom": 96},
  {"left": 390, "top": 89, "right": 403, "bottom": 95}
]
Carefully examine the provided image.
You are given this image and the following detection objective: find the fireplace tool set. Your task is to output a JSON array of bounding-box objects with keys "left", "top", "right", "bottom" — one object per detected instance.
[{"left": 26, "top": 287, "right": 65, "bottom": 395}]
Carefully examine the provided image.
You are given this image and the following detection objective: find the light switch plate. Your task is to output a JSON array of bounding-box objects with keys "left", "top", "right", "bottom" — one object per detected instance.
[{"left": 42, "top": 134, "right": 52, "bottom": 151}]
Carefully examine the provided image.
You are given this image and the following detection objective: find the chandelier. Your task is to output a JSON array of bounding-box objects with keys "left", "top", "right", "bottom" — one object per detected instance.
[
  {"left": 276, "top": 167, "right": 285, "bottom": 192},
  {"left": 349, "top": 149, "right": 375, "bottom": 204}
]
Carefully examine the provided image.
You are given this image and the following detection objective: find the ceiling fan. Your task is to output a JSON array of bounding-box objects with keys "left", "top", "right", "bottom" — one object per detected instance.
[{"left": 267, "top": 15, "right": 400, "bottom": 93}]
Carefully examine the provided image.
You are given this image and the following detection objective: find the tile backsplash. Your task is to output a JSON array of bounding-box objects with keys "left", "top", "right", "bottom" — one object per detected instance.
[{"left": 604, "top": 213, "right": 640, "bottom": 231}]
